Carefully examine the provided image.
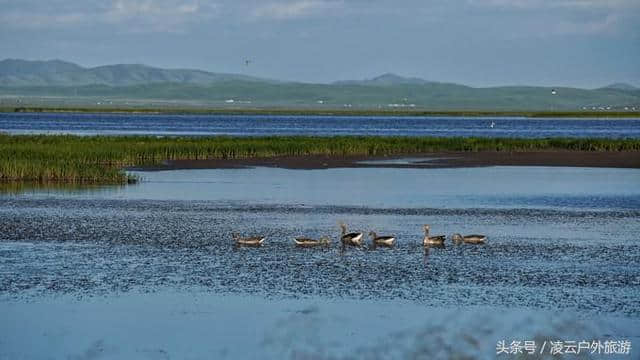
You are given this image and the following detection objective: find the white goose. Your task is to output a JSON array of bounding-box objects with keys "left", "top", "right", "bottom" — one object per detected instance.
[
  {"left": 232, "top": 233, "right": 266, "bottom": 246},
  {"left": 451, "top": 233, "right": 487, "bottom": 244},
  {"left": 369, "top": 231, "right": 396, "bottom": 247},
  {"left": 294, "top": 236, "right": 331, "bottom": 247},
  {"left": 423, "top": 225, "right": 445, "bottom": 246},
  {"left": 340, "top": 222, "right": 364, "bottom": 246}
]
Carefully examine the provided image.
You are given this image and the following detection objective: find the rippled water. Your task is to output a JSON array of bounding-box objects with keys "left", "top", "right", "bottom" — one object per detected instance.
[
  {"left": 1, "top": 166, "right": 639, "bottom": 318},
  {"left": 2, "top": 112, "right": 640, "bottom": 137}
]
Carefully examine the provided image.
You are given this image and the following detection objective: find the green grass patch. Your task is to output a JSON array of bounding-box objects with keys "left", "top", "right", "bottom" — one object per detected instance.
[{"left": 1, "top": 134, "right": 639, "bottom": 184}]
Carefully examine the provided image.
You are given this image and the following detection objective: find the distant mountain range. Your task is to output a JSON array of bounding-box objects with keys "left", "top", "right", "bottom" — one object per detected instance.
[
  {"left": 333, "top": 73, "right": 442, "bottom": 86},
  {"left": 0, "top": 59, "right": 270, "bottom": 87},
  {"left": 601, "top": 83, "right": 637, "bottom": 91},
  {"left": 1, "top": 59, "right": 638, "bottom": 111}
]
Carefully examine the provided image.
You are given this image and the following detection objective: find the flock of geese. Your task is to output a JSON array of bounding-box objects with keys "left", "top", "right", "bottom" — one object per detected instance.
[{"left": 232, "top": 222, "right": 486, "bottom": 247}]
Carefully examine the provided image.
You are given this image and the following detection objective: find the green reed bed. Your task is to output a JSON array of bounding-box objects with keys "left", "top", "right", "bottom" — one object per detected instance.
[{"left": 1, "top": 134, "right": 639, "bottom": 184}]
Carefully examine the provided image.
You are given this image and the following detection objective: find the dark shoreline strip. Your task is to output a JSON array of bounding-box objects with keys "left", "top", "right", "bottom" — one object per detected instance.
[
  {"left": 3, "top": 106, "right": 640, "bottom": 118},
  {"left": 139, "top": 151, "right": 640, "bottom": 170}
]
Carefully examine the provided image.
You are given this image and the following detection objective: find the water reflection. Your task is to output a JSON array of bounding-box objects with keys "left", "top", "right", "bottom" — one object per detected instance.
[
  {"left": 422, "top": 244, "right": 446, "bottom": 266},
  {"left": 3, "top": 166, "right": 639, "bottom": 211},
  {"left": 0, "top": 182, "right": 123, "bottom": 195}
]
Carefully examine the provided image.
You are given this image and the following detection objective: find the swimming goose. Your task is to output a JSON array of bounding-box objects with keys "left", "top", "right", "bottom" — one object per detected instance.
[
  {"left": 423, "top": 225, "right": 445, "bottom": 246},
  {"left": 451, "top": 233, "right": 487, "bottom": 244},
  {"left": 294, "top": 236, "right": 331, "bottom": 247},
  {"left": 339, "top": 222, "right": 364, "bottom": 246},
  {"left": 369, "top": 231, "right": 396, "bottom": 247},
  {"left": 233, "top": 233, "right": 266, "bottom": 246}
]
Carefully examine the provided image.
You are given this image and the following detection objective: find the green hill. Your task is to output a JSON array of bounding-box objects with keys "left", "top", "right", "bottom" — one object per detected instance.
[
  {"left": 601, "top": 83, "right": 637, "bottom": 91},
  {"left": 0, "top": 59, "right": 271, "bottom": 86},
  {"left": 1, "top": 59, "right": 639, "bottom": 111}
]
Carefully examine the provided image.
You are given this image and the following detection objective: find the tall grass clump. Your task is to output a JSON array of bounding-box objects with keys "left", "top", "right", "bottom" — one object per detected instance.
[{"left": 1, "top": 134, "right": 638, "bottom": 184}]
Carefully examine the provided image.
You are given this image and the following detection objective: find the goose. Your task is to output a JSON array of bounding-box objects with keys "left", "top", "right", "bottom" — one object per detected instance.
[
  {"left": 369, "top": 231, "right": 396, "bottom": 247},
  {"left": 339, "top": 222, "right": 364, "bottom": 246},
  {"left": 423, "top": 225, "right": 445, "bottom": 246},
  {"left": 451, "top": 233, "right": 487, "bottom": 244},
  {"left": 233, "top": 233, "right": 266, "bottom": 246},
  {"left": 294, "top": 236, "right": 331, "bottom": 247}
]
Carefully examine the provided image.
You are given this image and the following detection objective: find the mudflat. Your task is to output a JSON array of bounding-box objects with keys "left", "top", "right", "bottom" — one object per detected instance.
[{"left": 141, "top": 151, "right": 640, "bottom": 170}]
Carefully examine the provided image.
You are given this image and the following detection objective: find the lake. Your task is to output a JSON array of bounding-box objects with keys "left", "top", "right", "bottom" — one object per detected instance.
[
  {"left": 2, "top": 112, "right": 640, "bottom": 137},
  {"left": 1, "top": 141, "right": 639, "bottom": 358},
  {"left": 0, "top": 167, "right": 640, "bottom": 359},
  {"left": 2, "top": 166, "right": 639, "bottom": 315}
]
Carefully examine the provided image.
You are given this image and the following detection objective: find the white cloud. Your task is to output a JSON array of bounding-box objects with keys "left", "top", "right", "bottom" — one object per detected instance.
[
  {"left": 0, "top": 12, "right": 85, "bottom": 28},
  {"left": 0, "top": 0, "right": 219, "bottom": 33},
  {"left": 250, "top": 0, "right": 343, "bottom": 20},
  {"left": 467, "top": 0, "right": 640, "bottom": 9},
  {"left": 553, "top": 0, "right": 640, "bottom": 9},
  {"left": 466, "top": 0, "right": 537, "bottom": 8},
  {"left": 102, "top": 0, "right": 217, "bottom": 32},
  {"left": 464, "top": 0, "right": 639, "bottom": 35},
  {"left": 554, "top": 12, "right": 620, "bottom": 35}
]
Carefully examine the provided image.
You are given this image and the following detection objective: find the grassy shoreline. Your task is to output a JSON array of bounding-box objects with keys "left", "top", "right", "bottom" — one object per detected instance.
[
  {"left": 2, "top": 106, "right": 640, "bottom": 118},
  {"left": 1, "top": 134, "right": 639, "bottom": 184}
]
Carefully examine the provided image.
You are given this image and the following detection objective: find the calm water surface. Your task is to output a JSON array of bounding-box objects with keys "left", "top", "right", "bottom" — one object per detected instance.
[
  {"left": 2, "top": 112, "right": 640, "bottom": 137},
  {"left": 8, "top": 166, "right": 640, "bottom": 210},
  {"left": 1, "top": 166, "right": 639, "bottom": 318}
]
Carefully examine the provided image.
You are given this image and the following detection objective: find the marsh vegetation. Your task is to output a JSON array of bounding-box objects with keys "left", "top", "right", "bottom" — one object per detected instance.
[{"left": 1, "top": 134, "right": 639, "bottom": 183}]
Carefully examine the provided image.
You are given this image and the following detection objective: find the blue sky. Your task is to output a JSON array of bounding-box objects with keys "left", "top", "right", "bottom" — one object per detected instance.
[{"left": 1, "top": 0, "right": 638, "bottom": 88}]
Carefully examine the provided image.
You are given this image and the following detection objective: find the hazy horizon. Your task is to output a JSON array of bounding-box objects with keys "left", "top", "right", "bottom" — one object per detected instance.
[{"left": 1, "top": 1, "right": 639, "bottom": 88}]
